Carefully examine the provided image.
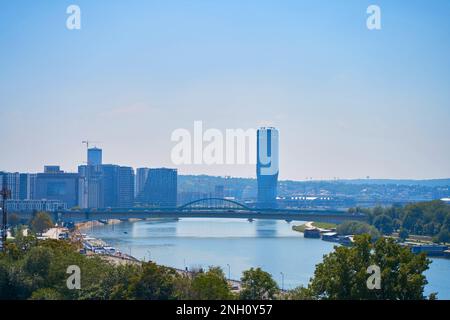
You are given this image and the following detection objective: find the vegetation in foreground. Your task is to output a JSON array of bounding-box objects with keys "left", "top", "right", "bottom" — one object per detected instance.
[{"left": 0, "top": 231, "right": 435, "bottom": 300}]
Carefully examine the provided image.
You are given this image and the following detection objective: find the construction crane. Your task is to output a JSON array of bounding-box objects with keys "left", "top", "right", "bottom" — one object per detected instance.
[{"left": 82, "top": 140, "right": 102, "bottom": 165}]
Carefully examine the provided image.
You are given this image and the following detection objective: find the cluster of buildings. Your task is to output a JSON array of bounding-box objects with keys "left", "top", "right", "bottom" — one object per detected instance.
[
  {"left": 0, "top": 128, "right": 280, "bottom": 212},
  {"left": 0, "top": 148, "right": 178, "bottom": 212}
]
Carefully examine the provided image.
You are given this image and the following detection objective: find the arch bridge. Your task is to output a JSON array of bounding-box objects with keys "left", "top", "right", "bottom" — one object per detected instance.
[
  {"left": 177, "top": 198, "right": 251, "bottom": 211},
  {"left": 14, "top": 198, "right": 368, "bottom": 224}
]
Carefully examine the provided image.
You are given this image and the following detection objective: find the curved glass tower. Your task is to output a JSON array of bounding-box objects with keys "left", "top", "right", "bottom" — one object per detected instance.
[{"left": 256, "top": 127, "right": 279, "bottom": 208}]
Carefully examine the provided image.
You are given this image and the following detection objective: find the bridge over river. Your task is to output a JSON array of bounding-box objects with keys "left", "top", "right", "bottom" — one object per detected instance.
[{"left": 17, "top": 198, "right": 367, "bottom": 224}]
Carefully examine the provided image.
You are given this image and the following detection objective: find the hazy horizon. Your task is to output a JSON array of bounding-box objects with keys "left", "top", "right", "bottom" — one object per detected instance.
[{"left": 1, "top": 0, "right": 449, "bottom": 180}]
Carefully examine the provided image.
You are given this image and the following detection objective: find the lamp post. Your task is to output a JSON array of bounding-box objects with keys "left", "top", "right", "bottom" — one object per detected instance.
[
  {"left": 1, "top": 183, "right": 11, "bottom": 252},
  {"left": 226, "top": 264, "right": 231, "bottom": 280}
]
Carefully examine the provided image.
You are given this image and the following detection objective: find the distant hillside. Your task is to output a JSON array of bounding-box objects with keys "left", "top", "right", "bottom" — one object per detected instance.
[
  {"left": 179, "top": 175, "right": 450, "bottom": 187},
  {"left": 339, "top": 179, "right": 450, "bottom": 187},
  {"left": 177, "top": 175, "right": 450, "bottom": 200}
]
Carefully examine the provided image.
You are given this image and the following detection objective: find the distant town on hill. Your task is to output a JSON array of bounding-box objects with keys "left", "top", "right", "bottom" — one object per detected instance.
[{"left": 178, "top": 175, "right": 450, "bottom": 208}]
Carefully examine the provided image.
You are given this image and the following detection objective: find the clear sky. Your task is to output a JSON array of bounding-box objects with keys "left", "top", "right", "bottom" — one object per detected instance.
[{"left": 0, "top": 0, "right": 449, "bottom": 180}]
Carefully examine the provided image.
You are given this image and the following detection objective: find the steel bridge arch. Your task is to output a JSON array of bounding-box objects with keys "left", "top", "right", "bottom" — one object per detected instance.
[{"left": 177, "top": 198, "right": 251, "bottom": 211}]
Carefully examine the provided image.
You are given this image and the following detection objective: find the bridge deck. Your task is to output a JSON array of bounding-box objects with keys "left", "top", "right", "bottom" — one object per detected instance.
[{"left": 18, "top": 209, "right": 367, "bottom": 224}]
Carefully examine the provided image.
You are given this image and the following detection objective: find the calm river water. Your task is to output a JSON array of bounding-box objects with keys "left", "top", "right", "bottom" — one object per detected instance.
[{"left": 88, "top": 218, "right": 449, "bottom": 299}]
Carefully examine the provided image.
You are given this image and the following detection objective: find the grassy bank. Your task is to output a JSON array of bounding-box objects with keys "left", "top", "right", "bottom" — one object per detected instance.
[{"left": 292, "top": 222, "right": 337, "bottom": 233}]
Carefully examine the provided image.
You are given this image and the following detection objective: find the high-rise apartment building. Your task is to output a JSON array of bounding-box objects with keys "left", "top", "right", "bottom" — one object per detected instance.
[
  {"left": 139, "top": 168, "right": 177, "bottom": 207},
  {"left": 117, "top": 166, "right": 134, "bottom": 207},
  {"left": 135, "top": 167, "right": 150, "bottom": 198},
  {"left": 78, "top": 164, "right": 134, "bottom": 208},
  {"left": 0, "top": 172, "right": 21, "bottom": 200},
  {"left": 19, "top": 173, "right": 36, "bottom": 200}
]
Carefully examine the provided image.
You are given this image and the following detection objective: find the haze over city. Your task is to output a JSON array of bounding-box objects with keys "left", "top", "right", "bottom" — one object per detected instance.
[{"left": 1, "top": 0, "right": 450, "bottom": 180}]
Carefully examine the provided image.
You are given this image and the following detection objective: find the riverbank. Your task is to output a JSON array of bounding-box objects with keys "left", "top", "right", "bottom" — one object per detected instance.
[
  {"left": 75, "top": 225, "right": 244, "bottom": 293},
  {"left": 292, "top": 221, "right": 337, "bottom": 233},
  {"left": 75, "top": 219, "right": 122, "bottom": 230},
  {"left": 292, "top": 221, "right": 450, "bottom": 258}
]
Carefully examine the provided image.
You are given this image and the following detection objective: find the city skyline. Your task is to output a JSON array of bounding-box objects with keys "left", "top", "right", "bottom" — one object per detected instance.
[{"left": 1, "top": 1, "right": 450, "bottom": 180}]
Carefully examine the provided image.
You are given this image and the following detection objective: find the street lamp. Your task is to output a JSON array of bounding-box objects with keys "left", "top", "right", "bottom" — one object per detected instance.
[
  {"left": 147, "top": 250, "right": 151, "bottom": 262},
  {"left": 280, "top": 272, "right": 285, "bottom": 291},
  {"left": 1, "top": 185, "right": 11, "bottom": 252},
  {"left": 226, "top": 264, "right": 231, "bottom": 280}
]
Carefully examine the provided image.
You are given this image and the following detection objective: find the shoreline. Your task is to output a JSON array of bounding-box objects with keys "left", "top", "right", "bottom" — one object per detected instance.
[{"left": 75, "top": 226, "right": 244, "bottom": 292}]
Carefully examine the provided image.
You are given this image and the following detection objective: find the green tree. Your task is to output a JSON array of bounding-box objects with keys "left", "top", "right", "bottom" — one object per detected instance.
[
  {"left": 286, "top": 286, "right": 313, "bottom": 300},
  {"left": 373, "top": 214, "right": 394, "bottom": 235},
  {"left": 30, "top": 288, "right": 63, "bottom": 300},
  {"left": 23, "top": 246, "right": 54, "bottom": 280},
  {"left": 399, "top": 228, "right": 409, "bottom": 241},
  {"left": 337, "top": 221, "right": 381, "bottom": 239},
  {"left": 8, "top": 213, "right": 21, "bottom": 227},
  {"left": 306, "top": 235, "right": 431, "bottom": 300},
  {"left": 240, "top": 267, "right": 279, "bottom": 300},
  {"left": 434, "top": 230, "right": 450, "bottom": 244},
  {"left": 30, "top": 212, "right": 53, "bottom": 234},
  {"left": 190, "top": 267, "right": 233, "bottom": 300},
  {"left": 127, "top": 262, "right": 177, "bottom": 300}
]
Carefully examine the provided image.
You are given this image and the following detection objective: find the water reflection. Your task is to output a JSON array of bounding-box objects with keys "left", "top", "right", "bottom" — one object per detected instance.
[{"left": 254, "top": 219, "right": 278, "bottom": 238}]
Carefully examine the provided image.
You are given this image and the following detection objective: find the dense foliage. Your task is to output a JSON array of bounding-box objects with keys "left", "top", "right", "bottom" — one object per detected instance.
[
  {"left": 0, "top": 232, "right": 436, "bottom": 299},
  {"left": 288, "top": 235, "right": 432, "bottom": 300},
  {"left": 350, "top": 200, "right": 450, "bottom": 241},
  {"left": 336, "top": 221, "right": 381, "bottom": 239}
]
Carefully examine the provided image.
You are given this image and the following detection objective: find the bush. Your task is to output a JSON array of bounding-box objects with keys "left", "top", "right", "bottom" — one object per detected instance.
[{"left": 337, "top": 221, "right": 381, "bottom": 239}]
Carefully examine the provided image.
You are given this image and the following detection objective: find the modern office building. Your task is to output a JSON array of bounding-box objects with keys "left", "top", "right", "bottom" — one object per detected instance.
[
  {"left": 87, "top": 147, "right": 102, "bottom": 166},
  {"left": 78, "top": 164, "right": 105, "bottom": 208},
  {"left": 135, "top": 167, "right": 150, "bottom": 198},
  {"left": 0, "top": 172, "right": 21, "bottom": 200},
  {"left": 78, "top": 164, "right": 134, "bottom": 208},
  {"left": 117, "top": 166, "right": 134, "bottom": 207},
  {"left": 19, "top": 173, "right": 29, "bottom": 200},
  {"left": 139, "top": 168, "right": 177, "bottom": 207},
  {"left": 101, "top": 165, "right": 118, "bottom": 207},
  {"left": 256, "top": 127, "right": 279, "bottom": 208},
  {"left": 19, "top": 173, "right": 37, "bottom": 200},
  {"left": 34, "top": 167, "right": 82, "bottom": 208}
]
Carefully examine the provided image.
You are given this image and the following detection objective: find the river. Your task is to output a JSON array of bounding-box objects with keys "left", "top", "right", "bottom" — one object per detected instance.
[{"left": 88, "top": 218, "right": 449, "bottom": 299}]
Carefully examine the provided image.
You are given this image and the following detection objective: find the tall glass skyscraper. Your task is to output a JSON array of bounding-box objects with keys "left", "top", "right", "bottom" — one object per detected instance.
[{"left": 256, "top": 127, "right": 279, "bottom": 208}]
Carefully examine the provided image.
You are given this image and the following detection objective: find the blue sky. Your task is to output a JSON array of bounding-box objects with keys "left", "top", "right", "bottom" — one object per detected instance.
[{"left": 0, "top": 0, "right": 449, "bottom": 180}]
